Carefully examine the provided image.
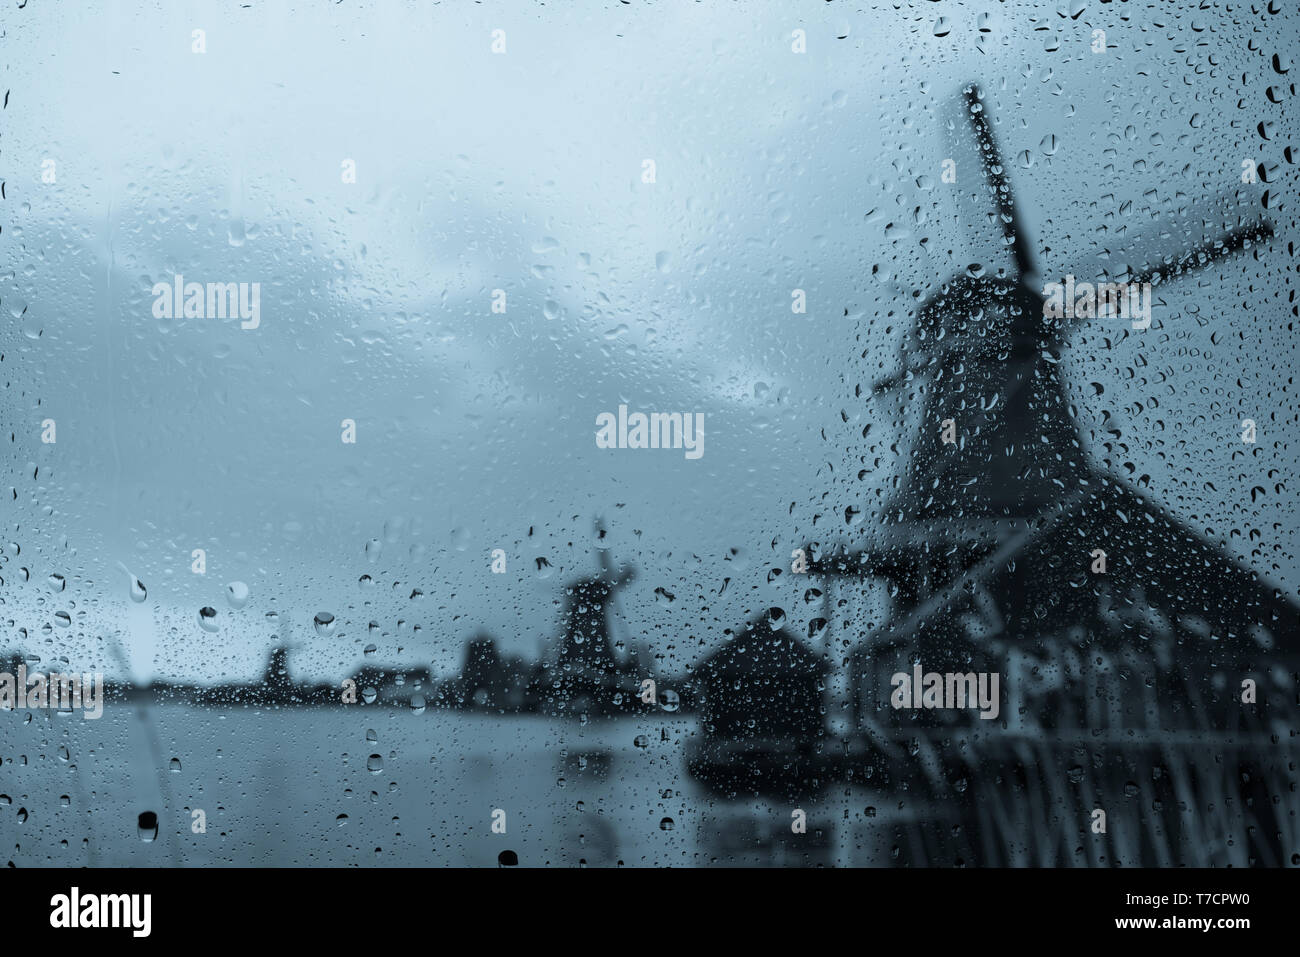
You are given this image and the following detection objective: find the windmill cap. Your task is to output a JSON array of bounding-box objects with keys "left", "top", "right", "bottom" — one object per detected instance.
[{"left": 873, "top": 276, "right": 1051, "bottom": 391}]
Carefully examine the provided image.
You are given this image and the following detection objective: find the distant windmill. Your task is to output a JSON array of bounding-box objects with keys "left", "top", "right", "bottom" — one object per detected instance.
[
  {"left": 533, "top": 517, "right": 640, "bottom": 715},
  {"left": 803, "top": 83, "right": 1296, "bottom": 866}
]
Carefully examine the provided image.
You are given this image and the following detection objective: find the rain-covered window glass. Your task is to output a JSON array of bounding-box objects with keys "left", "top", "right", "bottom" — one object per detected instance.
[{"left": 1, "top": 2, "right": 1296, "bottom": 869}]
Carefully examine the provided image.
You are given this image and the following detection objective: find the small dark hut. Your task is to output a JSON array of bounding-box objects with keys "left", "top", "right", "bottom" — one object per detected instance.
[
  {"left": 696, "top": 614, "right": 827, "bottom": 741},
  {"left": 686, "top": 613, "right": 831, "bottom": 800}
]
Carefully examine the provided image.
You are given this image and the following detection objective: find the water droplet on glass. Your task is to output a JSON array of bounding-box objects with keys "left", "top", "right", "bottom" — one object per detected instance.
[
  {"left": 117, "top": 562, "right": 147, "bottom": 602},
  {"left": 137, "top": 811, "right": 158, "bottom": 842},
  {"left": 226, "top": 581, "right": 250, "bottom": 609}
]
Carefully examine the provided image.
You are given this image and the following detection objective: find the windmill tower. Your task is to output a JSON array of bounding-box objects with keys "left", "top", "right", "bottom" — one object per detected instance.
[
  {"left": 807, "top": 83, "right": 1297, "bottom": 866},
  {"left": 533, "top": 518, "right": 640, "bottom": 716}
]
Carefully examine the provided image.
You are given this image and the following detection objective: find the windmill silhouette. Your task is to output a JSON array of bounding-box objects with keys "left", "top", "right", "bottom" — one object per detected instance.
[
  {"left": 871, "top": 83, "right": 1274, "bottom": 529},
  {"left": 800, "top": 83, "right": 1298, "bottom": 866},
  {"left": 531, "top": 517, "right": 642, "bottom": 716}
]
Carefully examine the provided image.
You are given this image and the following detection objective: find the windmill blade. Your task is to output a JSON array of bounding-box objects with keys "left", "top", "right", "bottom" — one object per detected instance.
[
  {"left": 1053, "top": 217, "right": 1274, "bottom": 344},
  {"left": 870, "top": 365, "right": 919, "bottom": 394},
  {"left": 964, "top": 84, "right": 1036, "bottom": 279},
  {"left": 871, "top": 348, "right": 950, "bottom": 393},
  {"left": 1120, "top": 218, "right": 1273, "bottom": 287}
]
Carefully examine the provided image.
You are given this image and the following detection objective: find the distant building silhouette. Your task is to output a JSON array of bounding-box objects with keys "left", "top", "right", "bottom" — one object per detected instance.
[{"left": 439, "top": 633, "right": 529, "bottom": 711}]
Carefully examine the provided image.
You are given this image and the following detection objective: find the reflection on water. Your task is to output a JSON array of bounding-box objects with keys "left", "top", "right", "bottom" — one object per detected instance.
[
  {"left": 2, "top": 705, "right": 912, "bottom": 867},
  {"left": 9, "top": 693, "right": 1286, "bottom": 867}
]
